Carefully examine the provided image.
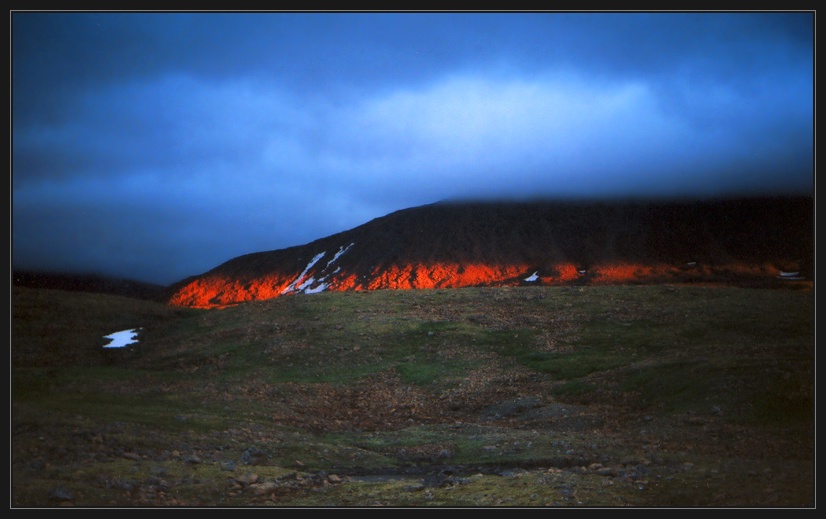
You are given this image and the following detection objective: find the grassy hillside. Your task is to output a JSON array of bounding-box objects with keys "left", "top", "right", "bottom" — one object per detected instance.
[{"left": 11, "top": 284, "right": 814, "bottom": 507}]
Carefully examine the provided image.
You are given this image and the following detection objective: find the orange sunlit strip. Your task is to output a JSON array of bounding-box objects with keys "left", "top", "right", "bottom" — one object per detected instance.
[{"left": 167, "top": 260, "right": 796, "bottom": 308}]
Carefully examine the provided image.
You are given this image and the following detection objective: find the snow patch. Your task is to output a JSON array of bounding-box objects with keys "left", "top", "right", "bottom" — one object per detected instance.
[
  {"left": 304, "top": 282, "right": 330, "bottom": 294},
  {"left": 282, "top": 251, "right": 327, "bottom": 295},
  {"left": 282, "top": 247, "right": 354, "bottom": 295},
  {"left": 324, "top": 243, "right": 354, "bottom": 271},
  {"left": 103, "top": 328, "right": 141, "bottom": 349},
  {"left": 297, "top": 276, "right": 316, "bottom": 291}
]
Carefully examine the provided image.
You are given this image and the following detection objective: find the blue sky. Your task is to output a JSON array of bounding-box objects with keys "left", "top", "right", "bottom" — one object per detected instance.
[{"left": 12, "top": 11, "right": 814, "bottom": 285}]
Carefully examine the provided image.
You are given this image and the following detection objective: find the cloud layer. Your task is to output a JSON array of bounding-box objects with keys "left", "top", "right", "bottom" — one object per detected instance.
[{"left": 12, "top": 12, "right": 813, "bottom": 285}]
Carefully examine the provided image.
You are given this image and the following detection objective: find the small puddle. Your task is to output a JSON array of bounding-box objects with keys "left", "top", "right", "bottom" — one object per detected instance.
[{"left": 102, "top": 328, "right": 142, "bottom": 348}]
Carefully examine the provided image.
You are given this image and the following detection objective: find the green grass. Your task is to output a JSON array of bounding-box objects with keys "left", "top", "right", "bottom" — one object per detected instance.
[{"left": 11, "top": 284, "right": 814, "bottom": 507}]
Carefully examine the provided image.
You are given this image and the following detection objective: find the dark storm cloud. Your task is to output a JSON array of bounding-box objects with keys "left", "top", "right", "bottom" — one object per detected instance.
[{"left": 12, "top": 11, "right": 814, "bottom": 285}]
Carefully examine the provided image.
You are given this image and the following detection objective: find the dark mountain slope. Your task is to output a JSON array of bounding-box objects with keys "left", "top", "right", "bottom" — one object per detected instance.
[
  {"left": 166, "top": 196, "right": 813, "bottom": 308},
  {"left": 11, "top": 270, "right": 166, "bottom": 301}
]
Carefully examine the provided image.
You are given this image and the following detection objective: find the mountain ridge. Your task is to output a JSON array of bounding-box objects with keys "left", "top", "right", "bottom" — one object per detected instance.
[
  {"left": 164, "top": 196, "right": 814, "bottom": 308},
  {"left": 11, "top": 270, "right": 166, "bottom": 301}
]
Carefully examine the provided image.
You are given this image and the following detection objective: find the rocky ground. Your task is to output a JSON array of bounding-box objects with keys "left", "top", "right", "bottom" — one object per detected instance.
[{"left": 13, "top": 362, "right": 813, "bottom": 507}]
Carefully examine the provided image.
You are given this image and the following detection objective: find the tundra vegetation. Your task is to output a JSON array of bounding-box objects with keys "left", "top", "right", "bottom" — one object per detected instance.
[{"left": 11, "top": 284, "right": 814, "bottom": 507}]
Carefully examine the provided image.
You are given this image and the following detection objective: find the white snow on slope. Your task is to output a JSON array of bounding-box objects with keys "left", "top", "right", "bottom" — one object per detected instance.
[
  {"left": 297, "top": 276, "right": 316, "bottom": 291},
  {"left": 295, "top": 243, "right": 355, "bottom": 295},
  {"left": 304, "top": 282, "right": 330, "bottom": 294},
  {"left": 282, "top": 251, "right": 327, "bottom": 295},
  {"left": 325, "top": 243, "right": 354, "bottom": 271}
]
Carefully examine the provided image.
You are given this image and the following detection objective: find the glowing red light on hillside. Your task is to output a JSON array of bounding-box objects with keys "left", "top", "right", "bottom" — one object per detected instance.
[{"left": 166, "top": 260, "right": 798, "bottom": 309}]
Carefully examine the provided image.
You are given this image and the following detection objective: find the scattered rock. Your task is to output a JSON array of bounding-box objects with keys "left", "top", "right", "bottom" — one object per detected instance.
[
  {"left": 49, "top": 486, "right": 74, "bottom": 502},
  {"left": 248, "top": 481, "right": 278, "bottom": 495},
  {"left": 235, "top": 473, "right": 259, "bottom": 486},
  {"left": 240, "top": 447, "right": 268, "bottom": 466},
  {"left": 121, "top": 452, "right": 142, "bottom": 461},
  {"left": 183, "top": 454, "right": 202, "bottom": 464}
]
